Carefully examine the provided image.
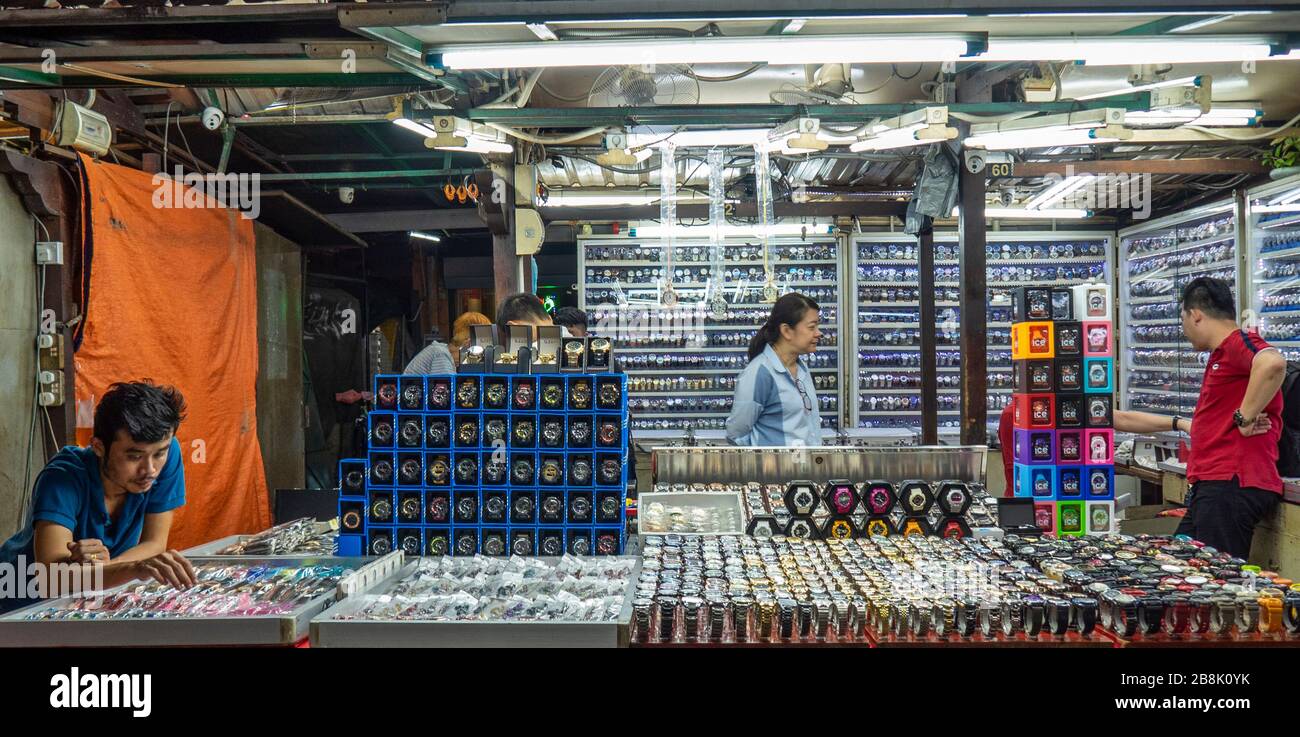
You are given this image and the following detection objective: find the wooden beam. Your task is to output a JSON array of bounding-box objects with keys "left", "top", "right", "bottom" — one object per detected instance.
[{"left": 1001, "top": 159, "right": 1270, "bottom": 177}]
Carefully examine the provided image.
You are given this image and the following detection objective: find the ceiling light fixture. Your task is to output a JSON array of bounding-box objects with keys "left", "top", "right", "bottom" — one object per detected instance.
[
  {"left": 1024, "top": 175, "right": 1096, "bottom": 210},
  {"left": 953, "top": 206, "right": 1093, "bottom": 219},
  {"left": 982, "top": 36, "right": 1279, "bottom": 65},
  {"left": 965, "top": 108, "right": 1131, "bottom": 150},
  {"left": 1074, "top": 75, "right": 1203, "bottom": 101},
  {"left": 849, "top": 107, "right": 957, "bottom": 151},
  {"left": 430, "top": 34, "right": 974, "bottom": 70},
  {"left": 409, "top": 231, "right": 442, "bottom": 242}
]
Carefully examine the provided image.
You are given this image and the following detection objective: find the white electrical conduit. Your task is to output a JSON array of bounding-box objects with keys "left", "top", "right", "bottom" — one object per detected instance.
[
  {"left": 482, "top": 71, "right": 544, "bottom": 109},
  {"left": 484, "top": 122, "right": 610, "bottom": 144}
]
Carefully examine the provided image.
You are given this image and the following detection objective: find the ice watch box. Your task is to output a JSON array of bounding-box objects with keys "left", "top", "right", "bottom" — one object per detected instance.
[
  {"left": 996, "top": 497, "right": 1043, "bottom": 537},
  {"left": 1056, "top": 500, "right": 1086, "bottom": 537},
  {"left": 1086, "top": 500, "right": 1117, "bottom": 535},
  {"left": 1072, "top": 282, "right": 1112, "bottom": 321},
  {"left": 1009, "top": 286, "right": 1053, "bottom": 323},
  {"left": 1014, "top": 464, "right": 1056, "bottom": 500},
  {"left": 1012, "top": 428, "right": 1055, "bottom": 465},
  {"left": 1085, "top": 395, "right": 1114, "bottom": 429},
  {"left": 1033, "top": 501, "right": 1056, "bottom": 535},
  {"left": 1082, "top": 320, "right": 1113, "bottom": 357},
  {"left": 1084, "top": 429, "right": 1114, "bottom": 465},
  {"left": 1055, "top": 465, "right": 1085, "bottom": 499},
  {"left": 1013, "top": 393, "right": 1056, "bottom": 430},
  {"left": 1053, "top": 321, "right": 1083, "bottom": 357},
  {"left": 1054, "top": 359, "right": 1083, "bottom": 393},
  {"left": 1083, "top": 357, "right": 1114, "bottom": 393},
  {"left": 1013, "top": 359, "right": 1056, "bottom": 393},
  {"left": 1054, "top": 394, "right": 1083, "bottom": 428},
  {"left": 1085, "top": 466, "right": 1115, "bottom": 500},
  {"left": 1011, "top": 321, "right": 1055, "bottom": 360}
]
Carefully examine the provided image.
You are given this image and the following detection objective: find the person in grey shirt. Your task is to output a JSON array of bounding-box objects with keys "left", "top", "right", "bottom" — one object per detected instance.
[
  {"left": 726, "top": 293, "right": 824, "bottom": 447},
  {"left": 403, "top": 339, "right": 455, "bottom": 375}
]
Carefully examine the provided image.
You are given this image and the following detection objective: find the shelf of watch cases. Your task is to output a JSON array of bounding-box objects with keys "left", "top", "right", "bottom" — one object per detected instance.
[
  {"left": 1127, "top": 232, "right": 1235, "bottom": 262},
  {"left": 1258, "top": 212, "right": 1300, "bottom": 230},
  {"left": 1129, "top": 294, "right": 1178, "bottom": 305},
  {"left": 1127, "top": 342, "right": 1190, "bottom": 349},
  {"left": 616, "top": 346, "right": 840, "bottom": 353},
  {"left": 860, "top": 256, "right": 1104, "bottom": 266},
  {"left": 586, "top": 259, "right": 840, "bottom": 267},
  {"left": 1129, "top": 257, "right": 1238, "bottom": 284},
  {"left": 584, "top": 280, "right": 839, "bottom": 289},
  {"left": 1254, "top": 243, "right": 1300, "bottom": 260},
  {"left": 626, "top": 368, "right": 838, "bottom": 375}
]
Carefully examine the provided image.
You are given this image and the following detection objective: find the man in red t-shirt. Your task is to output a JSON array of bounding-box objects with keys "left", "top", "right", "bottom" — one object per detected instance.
[
  {"left": 997, "top": 401, "right": 1016, "bottom": 496},
  {"left": 1114, "top": 277, "right": 1286, "bottom": 558}
]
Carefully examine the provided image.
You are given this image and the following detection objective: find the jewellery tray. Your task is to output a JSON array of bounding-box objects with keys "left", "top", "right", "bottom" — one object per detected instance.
[
  {"left": 637, "top": 492, "right": 745, "bottom": 536},
  {"left": 0, "top": 554, "right": 402, "bottom": 647},
  {"left": 181, "top": 522, "right": 337, "bottom": 557},
  {"left": 310, "top": 556, "right": 640, "bottom": 648}
]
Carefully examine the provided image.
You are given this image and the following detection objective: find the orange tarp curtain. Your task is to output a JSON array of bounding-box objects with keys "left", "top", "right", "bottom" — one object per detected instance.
[{"left": 73, "top": 154, "right": 270, "bottom": 548}]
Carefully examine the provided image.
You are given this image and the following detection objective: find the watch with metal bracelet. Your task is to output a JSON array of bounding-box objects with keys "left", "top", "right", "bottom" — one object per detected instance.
[
  {"left": 932, "top": 599, "right": 955, "bottom": 638},
  {"left": 979, "top": 600, "right": 1002, "bottom": 638},
  {"left": 954, "top": 598, "right": 979, "bottom": 637},
  {"left": 1001, "top": 598, "right": 1023, "bottom": 637},
  {"left": 909, "top": 601, "right": 933, "bottom": 637}
]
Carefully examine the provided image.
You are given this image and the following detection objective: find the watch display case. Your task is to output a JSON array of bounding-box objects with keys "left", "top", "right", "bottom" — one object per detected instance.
[
  {"left": 850, "top": 233, "right": 1113, "bottom": 435},
  {"left": 1245, "top": 176, "right": 1300, "bottom": 362},
  {"left": 579, "top": 236, "right": 843, "bottom": 434},
  {"left": 338, "top": 373, "right": 630, "bottom": 557},
  {"left": 1119, "top": 199, "right": 1238, "bottom": 415}
]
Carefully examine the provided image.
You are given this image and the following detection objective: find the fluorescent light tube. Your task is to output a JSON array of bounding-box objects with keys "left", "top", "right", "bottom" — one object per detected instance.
[
  {"left": 952, "top": 207, "right": 1092, "bottom": 219},
  {"left": 1025, "top": 175, "right": 1096, "bottom": 210},
  {"left": 409, "top": 231, "right": 442, "bottom": 242},
  {"left": 394, "top": 116, "right": 513, "bottom": 153},
  {"left": 432, "top": 34, "right": 971, "bottom": 70},
  {"left": 984, "top": 37, "right": 1275, "bottom": 65},
  {"left": 966, "top": 126, "right": 1130, "bottom": 150},
  {"left": 393, "top": 117, "right": 437, "bottom": 136},
  {"left": 547, "top": 191, "right": 709, "bottom": 207},
  {"left": 629, "top": 223, "right": 835, "bottom": 238},
  {"left": 849, "top": 126, "right": 957, "bottom": 151}
]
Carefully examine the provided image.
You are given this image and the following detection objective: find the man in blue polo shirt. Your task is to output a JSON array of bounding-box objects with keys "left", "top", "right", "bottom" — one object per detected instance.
[{"left": 0, "top": 381, "right": 197, "bottom": 612}]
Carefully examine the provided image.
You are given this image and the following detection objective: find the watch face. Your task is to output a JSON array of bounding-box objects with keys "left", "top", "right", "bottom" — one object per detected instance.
[
  {"left": 541, "top": 536, "right": 564, "bottom": 556},
  {"left": 427, "top": 495, "right": 449, "bottom": 522},
  {"left": 596, "top": 533, "right": 618, "bottom": 556},
  {"left": 399, "top": 418, "right": 423, "bottom": 446},
  {"left": 376, "top": 382, "right": 398, "bottom": 409},
  {"left": 1091, "top": 507, "right": 1110, "bottom": 530},
  {"left": 455, "top": 458, "right": 477, "bottom": 484},
  {"left": 1032, "top": 436, "right": 1051, "bottom": 459},
  {"left": 371, "top": 460, "right": 392, "bottom": 484},
  {"left": 570, "top": 382, "right": 592, "bottom": 409},
  {"left": 829, "top": 487, "right": 854, "bottom": 515},
  {"left": 1030, "top": 328, "right": 1048, "bottom": 351},
  {"left": 426, "top": 421, "right": 448, "bottom": 447},
  {"left": 485, "top": 419, "right": 506, "bottom": 444},
  {"left": 372, "top": 420, "right": 393, "bottom": 445},
  {"left": 486, "top": 383, "right": 507, "bottom": 407},
  {"left": 569, "top": 420, "right": 591, "bottom": 445},
  {"left": 597, "top": 421, "right": 619, "bottom": 446},
  {"left": 570, "top": 459, "right": 592, "bottom": 484},
  {"left": 370, "top": 498, "right": 392, "bottom": 522},
  {"left": 1062, "top": 508, "right": 1082, "bottom": 531},
  {"left": 343, "top": 469, "right": 365, "bottom": 493},
  {"left": 541, "top": 421, "right": 564, "bottom": 447},
  {"left": 1032, "top": 400, "right": 1050, "bottom": 423},
  {"left": 400, "top": 496, "right": 420, "bottom": 521},
  {"left": 457, "top": 421, "right": 478, "bottom": 446},
  {"left": 541, "top": 460, "right": 562, "bottom": 484},
  {"left": 868, "top": 488, "right": 892, "bottom": 515},
  {"left": 542, "top": 385, "right": 563, "bottom": 408},
  {"left": 428, "top": 383, "right": 450, "bottom": 410},
  {"left": 827, "top": 519, "right": 853, "bottom": 539},
  {"left": 400, "top": 534, "right": 420, "bottom": 556},
  {"left": 866, "top": 519, "right": 890, "bottom": 537},
  {"left": 371, "top": 536, "right": 391, "bottom": 556},
  {"left": 1028, "top": 292, "right": 1049, "bottom": 319},
  {"left": 791, "top": 488, "right": 816, "bottom": 514},
  {"left": 427, "top": 460, "right": 449, "bottom": 485},
  {"left": 1088, "top": 363, "right": 1107, "bottom": 387},
  {"left": 600, "top": 459, "right": 621, "bottom": 484},
  {"left": 1090, "top": 435, "right": 1108, "bottom": 461},
  {"left": 1087, "top": 326, "right": 1108, "bottom": 352},
  {"left": 341, "top": 510, "right": 362, "bottom": 531},
  {"left": 427, "top": 535, "right": 448, "bottom": 556},
  {"left": 484, "top": 495, "right": 506, "bottom": 519},
  {"left": 1062, "top": 402, "right": 1079, "bottom": 423},
  {"left": 570, "top": 496, "right": 592, "bottom": 522},
  {"left": 456, "top": 380, "right": 479, "bottom": 408},
  {"left": 401, "top": 384, "right": 423, "bottom": 410},
  {"left": 787, "top": 519, "right": 815, "bottom": 539},
  {"left": 484, "top": 462, "right": 506, "bottom": 484},
  {"left": 455, "top": 496, "right": 477, "bottom": 522},
  {"left": 512, "top": 535, "right": 534, "bottom": 557},
  {"left": 1031, "top": 365, "right": 1051, "bottom": 388},
  {"left": 1034, "top": 475, "right": 1050, "bottom": 495},
  {"left": 1088, "top": 291, "right": 1106, "bottom": 316},
  {"left": 512, "top": 459, "right": 535, "bottom": 484},
  {"left": 570, "top": 536, "right": 591, "bottom": 555},
  {"left": 541, "top": 495, "right": 563, "bottom": 520},
  {"left": 599, "top": 495, "right": 621, "bottom": 520},
  {"left": 1090, "top": 469, "right": 1108, "bottom": 493},
  {"left": 456, "top": 534, "right": 476, "bottom": 556},
  {"left": 514, "top": 384, "right": 534, "bottom": 409},
  {"left": 906, "top": 489, "right": 927, "bottom": 514}
]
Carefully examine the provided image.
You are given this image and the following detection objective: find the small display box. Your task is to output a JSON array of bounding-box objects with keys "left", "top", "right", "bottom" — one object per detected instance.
[
  {"left": 459, "top": 324, "right": 496, "bottom": 374},
  {"left": 532, "top": 326, "right": 563, "bottom": 374},
  {"left": 492, "top": 324, "right": 534, "bottom": 374}
]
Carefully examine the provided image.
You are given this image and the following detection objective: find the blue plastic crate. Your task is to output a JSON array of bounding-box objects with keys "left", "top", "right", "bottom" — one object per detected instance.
[
  {"left": 397, "top": 376, "right": 426, "bottom": 412},
  {"left": 565, "top": 526, "right": 595, "bottom": 556},
  {"left": 337, "top": 534, "right": 363, "bottom": 557},
  {"left": 537, "top": 527, "right": 567, "bottom": 556},
  {"left": 509, "top": 489, "right": 538, "bottom": 525},
  {"left": 594, "top": 527, "right": 623, "bottom": 556},
  {"left": 339, "top": 458, "right": 367, "bottom": 496},
  {"left": 424, "top": 526, "right": 451, "bottom": 556},
  {"left": 373, "top": 374, "right": 400, "bottom": 411},
  {"left": 451, "top": 526, "right": 480, "bottom": 556},
  {"left": 509, "top": 376, "right": 539, "bottom": 412},
  {"left": 566, "top": 451, "right": 595, "bottom": 487},
  {"left": 481, "top": 488, "right": 510, "bottom": 525},
  {"left": 368, "top": 411, "right": 397, "bottom": 448},
  {"left": 423, "top": 413, "right": 452, "bottom": 449},
  {"left": 395, "top": 413, "right": 426, "bottom": 450},
  {"left": 424, "top": 451, "right": 452, "bottom": 488}
]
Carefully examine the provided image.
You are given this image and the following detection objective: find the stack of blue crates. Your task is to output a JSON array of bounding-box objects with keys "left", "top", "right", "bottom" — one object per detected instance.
[{"left": 337, "top": 372, "right": 630, "bottom": 557}]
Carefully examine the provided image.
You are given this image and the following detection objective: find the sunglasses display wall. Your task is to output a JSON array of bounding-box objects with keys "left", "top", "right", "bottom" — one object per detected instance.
[
  {"left": 1119, "top": 201, "right": 1239, "bottom": 415},
  {"left": 579, "top": 236, "right": 844, "bottom": 436},
  {"left": 851, "top": 234, "right": 1114, "bottom": 434}
]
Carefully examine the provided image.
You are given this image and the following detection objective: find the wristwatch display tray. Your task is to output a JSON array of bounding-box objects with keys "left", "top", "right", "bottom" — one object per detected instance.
[
  {"left": 1105, "top": 631, "right": 1300, "bottom": 647},
  {"left": 0, "top": 555, "right": 392, "bottom": 647},
  {"left": 182, "top": 529, "right": 338, "bottom": 557},
  {"left": 871, "top": 630, "right": 1116, "bottom": 648},
  {"left": 310, "top": 556, "right": 641, "bottom": 648}
]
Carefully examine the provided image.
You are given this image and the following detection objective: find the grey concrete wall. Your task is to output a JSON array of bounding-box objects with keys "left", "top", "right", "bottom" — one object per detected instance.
[
  {"left": 0, "top": 176, "right": 43, "bottom": 539},
  {"left": 254, "top": 222, "right": 305, "bottom": 509}
]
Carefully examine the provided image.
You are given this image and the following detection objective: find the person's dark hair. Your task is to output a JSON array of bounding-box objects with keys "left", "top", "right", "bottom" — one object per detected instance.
[
  {"left": 1181, "top": 276, "right": 1236, "bottom": 321},
  {"left": 747, "top": 293, "right": 820, "bottom": 360},
  {"left": 553, "top": 307, "right": 588, "bottom": 331},
  {"left": 93, "top": 381, "right": 187, "bottom": 452},
  {"left": 495, "top": 292, "right": 550, "bottom": 335}
]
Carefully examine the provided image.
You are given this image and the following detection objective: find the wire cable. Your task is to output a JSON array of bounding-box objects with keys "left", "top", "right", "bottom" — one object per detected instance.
[
  {"left": 682, "top": 63, "right": 766, "bottom": 82},
  {"left": 485, "top": 122, "right": 608, "bottom": 145}
]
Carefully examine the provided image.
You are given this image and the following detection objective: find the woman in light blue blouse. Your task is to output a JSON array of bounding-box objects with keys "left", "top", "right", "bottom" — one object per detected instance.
[{"left": 725, "top": 293, "right": 824, "bottom": 447}]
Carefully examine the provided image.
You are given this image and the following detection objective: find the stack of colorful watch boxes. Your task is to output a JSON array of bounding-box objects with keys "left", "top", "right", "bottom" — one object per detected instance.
[
  {"left": 336, "top": 372, "right": 629, "bottom": 558},
  {"left": 1009, "top": 283, "right": 1117, "bottom": 537}
]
